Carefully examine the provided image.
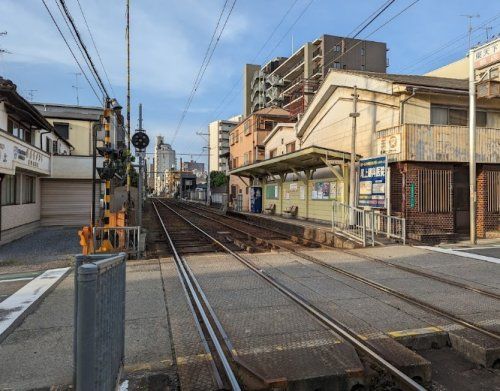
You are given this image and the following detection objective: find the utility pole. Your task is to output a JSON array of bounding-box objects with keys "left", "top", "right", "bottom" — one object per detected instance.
[
  {"left": 196, "top": 131, "right": 211, "bottom": 205},
  {"left": 468, "top": 49, "right": 477, "bottom": 244},
  {"left": 72, "top": 72, "right": 82, "bottom": 105},
  {"left": 126, "top": 0, "right": 132, "bottom": 221},
  {"left": 462, "top": 14, "right": 480, "bottom": 50},
  {"left": 349, "top": 86, "right": 359, "bottom": 216},
  {"left": 136, "top": 104, "right": 145, "bottom": 228}
]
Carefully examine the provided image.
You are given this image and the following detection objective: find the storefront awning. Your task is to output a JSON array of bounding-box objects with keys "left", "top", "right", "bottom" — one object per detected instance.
[{"left": 229, "top": 146, "right": 360, "bottom": 178}]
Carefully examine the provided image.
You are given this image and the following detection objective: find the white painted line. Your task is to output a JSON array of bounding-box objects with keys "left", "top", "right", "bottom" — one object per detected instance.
[
  {"left": 417, "top": 246, "right": 500, "bottom": 265},
  {"left": 0, "top": 267, "right": 70, "bottom": 343},
  {"left": 0, "top": 277, "right": 34, "bottom": 283}
]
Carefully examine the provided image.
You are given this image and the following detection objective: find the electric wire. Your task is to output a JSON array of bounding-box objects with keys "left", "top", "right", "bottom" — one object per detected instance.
[
  {"left": 210, "top": 0, "right": 301, "bottom": 120},
  {"left": 54, "top": 0, "right": 106, "bottom": 98},
  {"left": 75, "top": 0, "right": 116, "bottom": 96},
  {"left": 41, "top": 0, "right": 102, "bottom": 102},
  {"left": 58, "top": 0, "right": 110, "bottom": 99},
  {"left": 170, "top": 0, "right": 237, "bottom": 147}
]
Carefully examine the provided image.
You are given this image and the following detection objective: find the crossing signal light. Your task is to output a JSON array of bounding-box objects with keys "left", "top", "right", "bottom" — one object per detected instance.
[{"left": 132, "top": 131, "right": 149, "bottom": 150}]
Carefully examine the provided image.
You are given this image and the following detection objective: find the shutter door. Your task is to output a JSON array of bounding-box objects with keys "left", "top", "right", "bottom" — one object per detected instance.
[{"left": 41, "top": 179, "right": 100, "bottom": 226}]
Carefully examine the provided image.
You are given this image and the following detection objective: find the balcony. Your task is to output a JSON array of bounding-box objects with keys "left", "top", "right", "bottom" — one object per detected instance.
[
  {"left": 376, "top": 124, "right": 500, "bottom": 163},
  {"left": 51, "top": 155, "right": 104, "bottom": 179}
]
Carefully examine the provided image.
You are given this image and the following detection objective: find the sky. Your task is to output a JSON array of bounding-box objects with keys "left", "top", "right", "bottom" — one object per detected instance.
[{"left": 0, "top": 0, "right": 498, "bottom": 167}]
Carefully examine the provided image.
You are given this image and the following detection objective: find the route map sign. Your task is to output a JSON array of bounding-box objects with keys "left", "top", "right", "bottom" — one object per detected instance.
[{"left": 358, "top": 155, "right": 387, "bottom": 208}]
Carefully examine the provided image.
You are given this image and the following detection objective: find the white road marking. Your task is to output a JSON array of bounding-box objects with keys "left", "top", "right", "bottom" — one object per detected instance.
[
  {"left": 0, "top": 277, "right": 34, "bottom": 283},
  {"left": 0, "top": 267, "right": 70, "bottom": 342},
  {"left": 417, "top": 246, "right": 500, "bottom": 265}
]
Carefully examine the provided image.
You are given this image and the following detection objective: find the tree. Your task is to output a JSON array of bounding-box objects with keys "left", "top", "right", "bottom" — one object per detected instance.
[{"left": 210, "top": 171, "right": 227, "bottom": 188}]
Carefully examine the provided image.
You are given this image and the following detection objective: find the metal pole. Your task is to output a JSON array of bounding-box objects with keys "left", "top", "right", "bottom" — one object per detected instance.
[
  {"left": 126, "top": 0, "right": 131, "bottom": 220},
  {"left": 137, "top": 104, "right": 144, "bottom": 227},
  {"left": 469, "top": 50, "right": 477, "bottom": 244},
  {"left": 349, "top": 86, "right": 359, "bottom": 223},
  {"left": 207, "top": 136, "right": 211, "bottom": 206},
  {"left": 91, "top": 124, "right": 97, "bottom": 226}
]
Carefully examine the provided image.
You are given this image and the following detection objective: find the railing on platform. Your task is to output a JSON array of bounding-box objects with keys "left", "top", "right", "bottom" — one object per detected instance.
[
  {"left": 331, "top": 201, "right": 406, "bottom": 247},
  {"left": 92, "top": 226, "right": 141, "bottom": 259},
  {"left": 74, "top": 253, "right": 126, "bottom": 391},
  {"left": 331, "top": 201, "right": 371, "bottom": 246},
  {"left": 372, "top": 212, "right": 406, "bottom": 245}
]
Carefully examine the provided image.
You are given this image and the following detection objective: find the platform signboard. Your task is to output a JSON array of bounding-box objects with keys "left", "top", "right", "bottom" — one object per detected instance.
[{"left": 358, "top": 155, "right": 387, "bottom": 208}]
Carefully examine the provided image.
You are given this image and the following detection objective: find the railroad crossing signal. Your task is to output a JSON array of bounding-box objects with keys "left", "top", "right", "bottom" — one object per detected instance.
[{"left": 132, "top": 131, "right": 149, "bottom": 150}]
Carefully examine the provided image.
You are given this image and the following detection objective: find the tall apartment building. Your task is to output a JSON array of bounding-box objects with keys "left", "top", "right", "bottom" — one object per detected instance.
[
  {"left": 243, "top": 34, "right": 387, "bottom": 118},
  {"left": 154, "top": 135, "right": 176, "bottom": 195},
  {"left": 208, "top": 115, "right": 242, "bottom": 173}
]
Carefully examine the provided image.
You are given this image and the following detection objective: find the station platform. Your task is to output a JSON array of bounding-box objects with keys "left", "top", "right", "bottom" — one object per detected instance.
[{"left": 228, "top": 209, "right": 360, "bottom": 248}]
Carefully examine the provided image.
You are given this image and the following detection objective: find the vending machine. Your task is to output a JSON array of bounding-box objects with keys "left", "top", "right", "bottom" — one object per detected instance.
[{"left": 249, "top": 186, "right": 262, "bottom": 213}]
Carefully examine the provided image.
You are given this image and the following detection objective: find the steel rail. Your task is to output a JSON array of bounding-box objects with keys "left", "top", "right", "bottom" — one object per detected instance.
[
  {"left": 182, "top": 200, "right": 500, "bottom": 301},
  {"left": 152, "top": 201, "right": 241, "bottom": 391},
  {"left": 155, "top": 199, "right": 426, "bottom": 391},
  {"left": 172, "top": 200, "right": 500, "bottom": 342}
]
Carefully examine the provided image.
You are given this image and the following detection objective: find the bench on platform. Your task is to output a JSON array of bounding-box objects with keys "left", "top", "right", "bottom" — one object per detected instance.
[
  {"left": 264, "top": 203, "right": 276, "bottom": 215},
  {"left": 283, "top": 205, "right": 298, "bottom": 219}
]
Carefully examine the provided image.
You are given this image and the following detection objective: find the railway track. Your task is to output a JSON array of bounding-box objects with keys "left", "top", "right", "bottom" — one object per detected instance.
[
  {"left": 182, "top": 200, "right": 500, "bottom": 301},
  {"left": 153, "top": 199, "right": 426, "bottom": 391},
  {"left": 169, "top": 200, "right": 500, "bottom": 344}
]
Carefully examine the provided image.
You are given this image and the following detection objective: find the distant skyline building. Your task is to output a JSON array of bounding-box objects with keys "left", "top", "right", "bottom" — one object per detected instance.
[
  {"left": 209, "top": 115, "right": 242, "bottom": 173},
  {"left": 182, "top": 159, "right": 204, "bottom": 173},
  {"left": 154, "top": 135, "right": 176, "bottom": 195},
  {"left": 243, "top": 34, "right": 387, "bottom": 118}
]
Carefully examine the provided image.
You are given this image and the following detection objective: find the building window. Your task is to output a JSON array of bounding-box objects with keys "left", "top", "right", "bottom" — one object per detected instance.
[
  {"left": 54, "top": 122, "right": 70, "bottom": 140},
  {"left": 449, "top": 108, "right": 467, "bottom": 126},
  {"left": 7, "top": 118, "right": 13, "bottom": 134},
  {"left": 1, "top": 175, "right": 16, "bottom": 205},
  {"left": 476, "top": 111, "right": 487, "bottom": 127},
  {"left": 333, "top": 62, "right": 341, "bottom": 69},
  {"left": 417, "top": 169, "right": 452, "bottom": 213},
  {"left": 361, "top": 47, "right": 365, "bottom": 56},
  {"left": 23, "top": 175, "right": 36, "bottom": 204},
  {"left": 286, "top": 141, "right": 296, "bottom": 153},
  {"left": 334, "top": 45, "right": 341, "bottom": 52},
  {"left": 486, "top": 171, "right": 500, "bottom": 212},
  {"left": 431, "top": 105, "right": 494, "bottom": 127},
  {"left": 269, "top": 148, "right": 277, "bottom": 158}
]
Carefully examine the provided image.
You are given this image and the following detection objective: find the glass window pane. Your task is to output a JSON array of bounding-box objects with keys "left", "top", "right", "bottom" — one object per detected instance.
[
  {"left": 476, "top": 111, "right": 487, "bottom": 127},
  {"left": 487, "top": 111, "right": 500, "bottom": 128},
  {"left": 449, "top": 109, "right": 467, "bottom": 126},
  {"left": 431, "top": 106, "right": 448, "bottom": 125}
]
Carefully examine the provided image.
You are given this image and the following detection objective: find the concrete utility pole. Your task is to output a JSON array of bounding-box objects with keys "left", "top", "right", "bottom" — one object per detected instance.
[
  {"left": 196, "top": 131, "right": 211, "bottom": 205},
  {"left": 349, "top": 85, "right": 359, "bottom": 215},
  {"left": 468, "top": 50, "right": 477, "bottom": 244}
]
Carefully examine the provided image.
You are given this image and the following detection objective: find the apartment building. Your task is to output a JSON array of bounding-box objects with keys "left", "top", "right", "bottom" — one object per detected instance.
[
  {"left": 243, "top": 34, "right": 387, "bottom": 118},
  {"left": 154, "top": 136, "right": 176, "bottom": 195},
  {"left": 231, "top": 69, "right": 499, "bottom": 240},
  {"left": 229, "top": 107, "right": 292, "bottom": 210},
  {"left": 208, "top": 115, "right": 241, "bottom": 173}
]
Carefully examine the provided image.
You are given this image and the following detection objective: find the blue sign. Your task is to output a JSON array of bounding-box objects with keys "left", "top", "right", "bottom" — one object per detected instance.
[{"left": 358, "top": 155, "right": 387, "bottom": 208}]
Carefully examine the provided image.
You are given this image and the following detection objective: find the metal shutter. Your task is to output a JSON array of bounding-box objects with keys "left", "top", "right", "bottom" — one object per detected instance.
[{"left": 41, "top": 179, "right": 99, "bottom": 226}]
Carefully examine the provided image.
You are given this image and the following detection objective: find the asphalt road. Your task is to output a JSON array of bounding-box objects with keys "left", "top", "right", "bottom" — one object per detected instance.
[{"left": 0, "top": 227, "right": 81, "bottom": 265}]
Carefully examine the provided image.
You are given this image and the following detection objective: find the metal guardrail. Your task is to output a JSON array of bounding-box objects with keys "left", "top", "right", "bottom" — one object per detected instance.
[
  {"left": 331, "top": 201, "right": 406, "bottom": 246},
  {"left": 92, "top": 226, "right": 141, "bottom": 259},
  {"left": 372, "top": 212, "right": 406, "bottom": 245},
  {"left": 74, "top": 253, "right": 127, "bottom": 391}
]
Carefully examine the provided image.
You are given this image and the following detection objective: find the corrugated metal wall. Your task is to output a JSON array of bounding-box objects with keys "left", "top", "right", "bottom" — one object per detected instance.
[{"left": 41, "top": 179, "right": 99, "bottom": 226}]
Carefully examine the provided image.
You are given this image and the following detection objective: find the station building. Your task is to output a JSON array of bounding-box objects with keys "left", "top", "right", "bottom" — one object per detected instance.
[
  {"left": 0, "top": 78, "right": 71, "bottom": 245},
  {"left": 229, "top": 69, "right": 500, "bottom": 241}
]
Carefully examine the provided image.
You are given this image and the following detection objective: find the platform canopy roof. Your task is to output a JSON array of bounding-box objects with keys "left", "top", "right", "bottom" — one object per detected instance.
[{"left": 229, "top": 146, "right": 360, "bottom": 178}]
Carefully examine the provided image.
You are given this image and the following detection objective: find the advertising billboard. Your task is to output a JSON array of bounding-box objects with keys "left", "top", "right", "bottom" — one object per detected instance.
[{"left": 358, "top": 155, "right": 387, "bottom": 208}]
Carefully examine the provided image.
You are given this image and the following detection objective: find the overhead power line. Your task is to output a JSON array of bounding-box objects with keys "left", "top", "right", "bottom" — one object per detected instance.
[
  {"left": 41, "top": 0, "right": 102, "bottom": 102},
  {"left": 57, "top": 0, "right": 110, "bottom": 99},
  {"left": 75, "top": 0, "right": 115, "bottom": 96},
  {"left": 170, "top": 0, "right": 237, "bottom": 147}
]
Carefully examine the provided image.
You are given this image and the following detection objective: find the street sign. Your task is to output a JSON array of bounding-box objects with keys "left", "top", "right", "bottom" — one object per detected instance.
[
  {"left": 358, "top": 155, "right": 387, "bottom": 209},
  {"left": 132, "top": 131, "right": 149, "bottom": 150},
  {"left": 473, "top": 38, "right": 500, "bottom": 70}
]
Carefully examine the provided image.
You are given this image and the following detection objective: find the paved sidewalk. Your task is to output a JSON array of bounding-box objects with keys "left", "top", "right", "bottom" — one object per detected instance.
[{"left": 0, "top": 259, "right": 175, "bottom": 390}]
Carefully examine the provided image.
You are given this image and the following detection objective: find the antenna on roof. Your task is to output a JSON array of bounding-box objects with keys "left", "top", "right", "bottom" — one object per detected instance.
[
  {"left": 22, "top": 89, "right": 37, "bottom": 101},
  {"left": 461, "top": 14, "right": 480, "bottom": 50},
  {"left": 0, "top": 31, "right": 10, "bottom": 56},
  {"left": 72, "top": 72, "right": 82, "bottom": 106}
]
